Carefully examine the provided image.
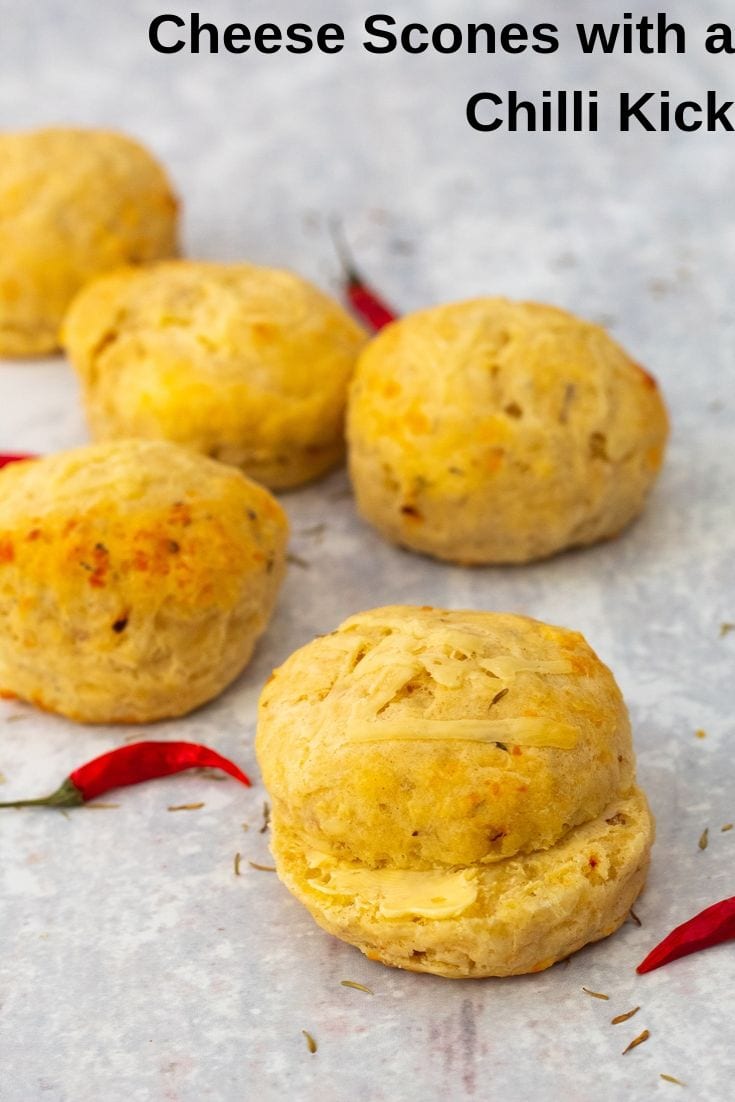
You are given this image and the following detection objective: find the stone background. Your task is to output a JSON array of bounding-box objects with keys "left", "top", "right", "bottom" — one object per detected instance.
[{"left": 1, "top": 2, "right": 733, "bottom": 1099}]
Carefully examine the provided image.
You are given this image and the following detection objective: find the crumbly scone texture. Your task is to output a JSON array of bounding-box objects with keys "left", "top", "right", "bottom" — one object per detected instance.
[
  {"left": 256, "top": 605, "right": 654, "bottom": 978},
  {"left": 0, "top": 128, "right": 178, "bottom": 357},
  {"left": 0, "top": 440, "right": 288, "bottom": 723},
  {"left": 63, "top": 260, "right": 369, "bottom": 489},
  {"left": 347, "top": 298, "right": 669, "bottom": 563}
]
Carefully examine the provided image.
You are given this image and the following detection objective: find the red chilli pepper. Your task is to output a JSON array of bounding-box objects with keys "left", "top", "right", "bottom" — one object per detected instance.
[
  {"left": 0, "top": 452, "right": 37, "bottom": 469},
  {"left": 636, "top": 896, "right": 735, "bottom": 973},
  {"left": 0, "top": 740, "right": 251, "bottom": 809},
  {"left": 330, "top": 220, "right": 398, "bottom": 332}
]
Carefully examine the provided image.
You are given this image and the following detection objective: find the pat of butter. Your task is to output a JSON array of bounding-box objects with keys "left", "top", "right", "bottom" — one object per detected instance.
[{"left": 307, "top": 853, "right": 478, "bottom": 919}]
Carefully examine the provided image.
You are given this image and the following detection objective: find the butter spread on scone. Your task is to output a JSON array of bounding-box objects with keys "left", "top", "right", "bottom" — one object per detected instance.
[
  {"left": 0, "top": 440, "right": 287, "bottom": 724},
  {"left": 0, "top": 128, "right": 178, "bottom": 357},
  {"left": 347, "top": 298, "right": 669, "bottom": 563},
  {"left": 256, "top": 606, "right": 654, "bottom": 978},
  {"left": 63, "top": 260, "right": 368, "bottom": 489}
]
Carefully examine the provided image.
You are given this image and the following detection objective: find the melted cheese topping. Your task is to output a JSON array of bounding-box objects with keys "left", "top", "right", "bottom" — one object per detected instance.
[
  {"left": 349, "top": 716, "right": 579, "bottom": 749},
  {"left": 306, "top": 851, "right": 478, "bottom": 919},
  {"left": 325, "top": 627, "right": 577, "bottom": 750}
]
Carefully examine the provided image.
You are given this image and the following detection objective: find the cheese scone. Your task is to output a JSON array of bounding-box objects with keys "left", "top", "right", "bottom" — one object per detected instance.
[
  {"left": 0, "top": 441, "right": 287, "bottom": 724},
  {"left": 0, "top": 128, "right": 178, "bottom": 357},
  {"left": 256, "top": 606, "right": 654, "bottom": 978},
  {"left": 63, "top": 261, "right": 368, "bottom": 489},
  {"left": 347, "top": 299, "right": 669, "bottom": 563}
]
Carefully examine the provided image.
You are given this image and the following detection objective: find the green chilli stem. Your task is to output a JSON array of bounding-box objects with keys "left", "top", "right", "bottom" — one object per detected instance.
[{"left": 0, "top": 777, "right": 85, "bottom": 809}]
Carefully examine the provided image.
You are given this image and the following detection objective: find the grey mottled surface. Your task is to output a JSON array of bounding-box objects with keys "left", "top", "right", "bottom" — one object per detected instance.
[{"left": 0, "top": 1, "right": 734, "bottom": 1099}]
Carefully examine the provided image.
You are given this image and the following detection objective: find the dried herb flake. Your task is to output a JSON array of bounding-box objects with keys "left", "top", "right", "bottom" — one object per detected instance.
[
  {"left": 582, "top": 987, "right": 609, "bottom": 1000},
  {"left": 629, "top": 908, "right": 643, "bottom": 928},
  {"left": 234, "top": 852, "right": 242, "bottom": 876},
  {"left": 721, "top": 823, "right": 733, "bottom": 833},
  {"left": 622, "top": 1028, "right": 650, "bottom": 1055},
  {"left": 611, "top": 1006, "right": 640, "bottom": 1025},
  {"left": 167, "top": 802, "right": 205, "bottom": 812},
  {"left": 660, "top": 1074, "right": 686, "bottom": 1086},
  {"left": 302, "top": 1030, "right": 318, "bottom": 1054},
  {"left": 720, "top": 622, "right": 735, "bottom": 637},
  {"left": 699, "top": 827, "right": 709, "bottom": 851},
  {"left": 340, "top": 980, "right": 373, "bottom": 994},
  {"left": 249, "top": 861, "right": 276, "bottom": 872},
  {"left": 259, "top": 802, "right": 271, "bottom": 834}
]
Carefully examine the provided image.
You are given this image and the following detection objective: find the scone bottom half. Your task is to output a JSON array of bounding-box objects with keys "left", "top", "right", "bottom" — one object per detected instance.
[
  {"left": 256, "top": 606, "right": 654, "bottom": 979},
  {"left": 0, "top": 440, "right": 288, "bottom": 724}
]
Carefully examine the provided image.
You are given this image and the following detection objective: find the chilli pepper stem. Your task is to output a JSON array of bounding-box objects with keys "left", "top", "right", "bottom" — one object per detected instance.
[
  {"left": 0, "top": 777, "right": 84, "bottom": 809},
  {"left": 329, "top": 218, "right": 398, "bottom": 332},
  {"left": 0, "top": 740, "right": 251, "bottom": 810}
]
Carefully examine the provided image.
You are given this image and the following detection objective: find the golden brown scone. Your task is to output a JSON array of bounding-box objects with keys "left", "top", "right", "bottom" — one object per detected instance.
[
  {"left": 0, "top": 440, "right": 287, "bottom": 723},
  {"left": 347, "top": 299, "right": 669, "bottom": 564},
  {"left": 256, "top": 606, "right": 654, "bottom": 978},
  {"left": 63, "top": 261, "right": 368, "bottom": 489},
  {"left": 0, "top": 128, "right": 178, "bottom": 357}
]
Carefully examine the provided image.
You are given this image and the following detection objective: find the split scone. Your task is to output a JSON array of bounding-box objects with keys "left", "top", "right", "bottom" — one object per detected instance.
[
  {"left": 347, "top": 299, "right": 669, "bottom": 563},
  {"left": 256, "top": 606, "right": 654, "bottom": 978},
  {"left": 63, "top": 261, "right": 369, "bottom": 489},
  {"left": 0, "top": 128, "right": 178, "bottom": 357},
  {"left": 0, "top": 440, "right": 287, "bottom": 724}
]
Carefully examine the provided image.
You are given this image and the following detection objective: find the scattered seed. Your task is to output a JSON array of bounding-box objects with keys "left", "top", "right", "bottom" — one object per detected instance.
[
  {"left": 722, "top": 824, "right": 733, "bottom": 833},
  {"left": 242, "top": 822, "right": 250, "bottom": 832},
  {"left": 719, "top": 622, "right": 734, "bottom": 637},
  {"left": 629, "top": 909, "right": 642, "bottom": 927},
  {"left": 234, "top": 852, "right": 242, "bottom": 876},
  {"left": 582, "top": 987, "right": 609, "bottom": 1000},
  {"left": 611, "top": 1006, "right": 640, "bottom": 1025},
  {"left": 302, "top": 1030, "right": 318, "bottom": 1054},
  {"left": 622, "top": 1028, "right": 650, "bottom": 1055},
  {"left": 249, "top": 861, "right": 276, "bottom": 872},
  {"left": 660, "top": 1074, "right": 686, "bottom": 1086},
  {"left": 286, "top": 552, "right": 310, "bottom": 569},
  {"left": 698, "top": 828, "right": 709, "bottom": 851},
  {"left": 695, "top": 729, "right": 707, "bottom": 740},
  {"left": 341, "top": 980, "right": 373, "bottom": 994},
  {"left": 193, "top": 767, "right": 227, "bottom": 782},
  {"left": 84, "top": 802, "right": 120, "bottom": 810},
  {"left": 260, "top": 802, "right": 271, "bottom": 834},
  {"left": 167, "top": 802, "right": 205, "bottom": 812}
]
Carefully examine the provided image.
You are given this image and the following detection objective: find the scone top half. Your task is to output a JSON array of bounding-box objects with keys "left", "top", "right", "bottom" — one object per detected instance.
[{"left": 257, "top": 606, "right": 635, "bottom": 870}]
